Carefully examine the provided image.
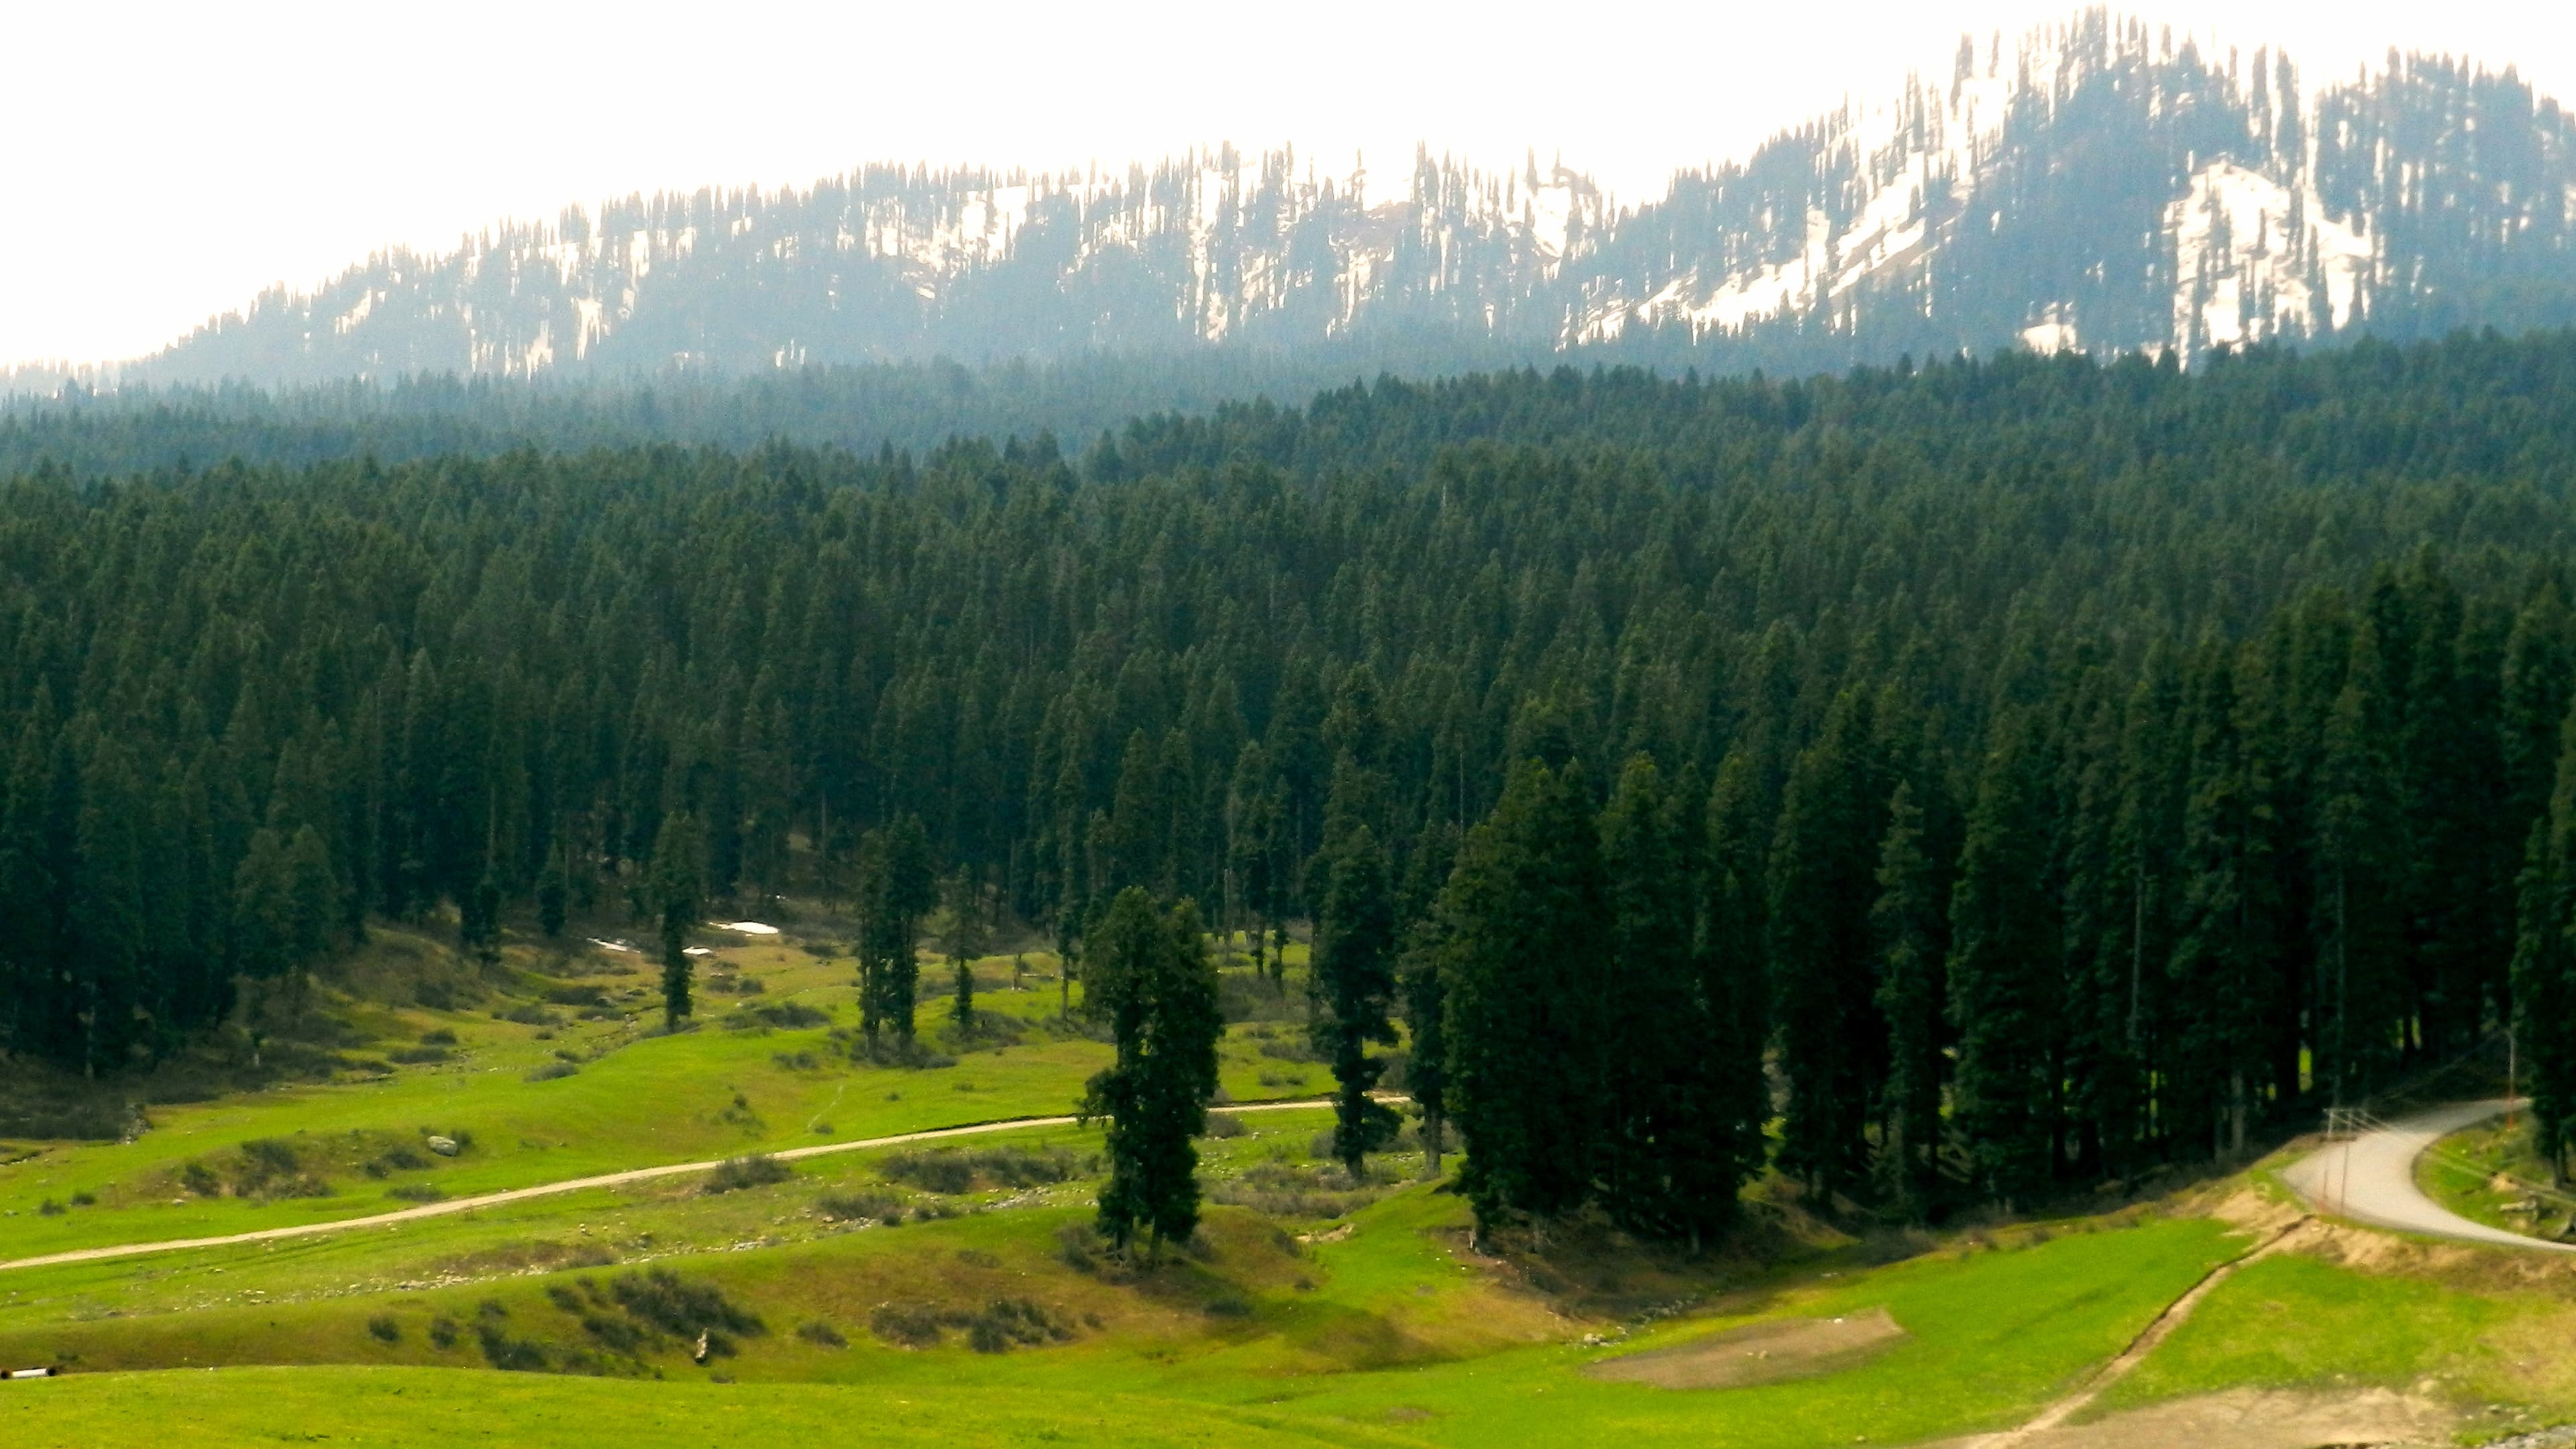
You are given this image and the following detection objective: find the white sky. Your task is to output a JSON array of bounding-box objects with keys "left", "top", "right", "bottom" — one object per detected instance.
[{"left": 3, "top": 1, "right": 2568, "bottom": 368}]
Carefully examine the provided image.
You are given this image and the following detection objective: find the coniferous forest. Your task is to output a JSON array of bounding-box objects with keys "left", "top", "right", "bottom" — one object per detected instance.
[{"left": 10, "top": 331, "right": 2576, "bottom": 1231}]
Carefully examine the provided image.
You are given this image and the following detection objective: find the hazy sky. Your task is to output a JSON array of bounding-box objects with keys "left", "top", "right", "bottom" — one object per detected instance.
[{"left": 5, "top": 1, "right": 2568, "bottom": 368}]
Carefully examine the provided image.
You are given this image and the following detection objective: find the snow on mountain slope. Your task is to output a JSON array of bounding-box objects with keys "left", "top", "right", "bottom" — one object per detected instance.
[{"left": 133, "top": 9, "right": 2576, "bottom": 385}]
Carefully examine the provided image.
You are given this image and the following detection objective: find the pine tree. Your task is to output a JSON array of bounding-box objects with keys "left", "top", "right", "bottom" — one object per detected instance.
[
  {"left": 1871, "top": 779, "right": 1947, "bottom": 1212},
  {"left": 1947, "top": 714, "right": 2063, "bottom": 1206},
  {"left": 1436, "top": 757, "right": 1607, "bottom": 1236},
  {"left": 1767, "top": 689, "right": 1889, "bottom": 1197},
  {"left": 1081, "top": 888, "right": 1222, "bottom": 1258},
  {"left": 2169, "top": 645, "right": 2269, "bottom": 1161},
  {"left": 1600, "top": 753, "right": 1751, "bottom": 1244},
  {"left": 1309, "top": 818, "right": 1401, "bottom": 1175},
  {"left": 651, "top": 812, "right": 704, "bottom": 1028},
  {"left": 2316, "top": 633, "right": 2402, "bottom": 1102},
  {"left": 2512, "top": 699, "right": 2576, "bottom": 1185}
]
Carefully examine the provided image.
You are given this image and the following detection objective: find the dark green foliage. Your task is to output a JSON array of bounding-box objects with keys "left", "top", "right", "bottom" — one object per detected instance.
[
  {"left": 1599, "top": 754, "right": 1756, "bottom": 1244},
  {"left": 1436, "top": 758, "right": 1608, "bottom": 1232},
  {"left": 1945, "top": 715, "right": 2064, "bottom": 1207},
  {"left": 856, "top": 816, "right": 937, "bottom": 1042},
  {"left": 1080, "top": 889, "right": 1222, "bottom": 1256},
  {"left": 1870, "top": 780, "right": 1948, "bottom": 1212},
  {"left": 1768, "top": 689, "right": 1892, "bottom": 1197},
  {"left": 4, "top": 337, "right": 2576, "bottom": 1213},
  {"left": 1309, "top": 814, "right": 1401, "bottom": 1175},
  {"left": 651, "top": 813, "right": 704, "bottom": 1028},
  {"left": 2513, "top": 708, "right": 2576, "bottom": 1185}
]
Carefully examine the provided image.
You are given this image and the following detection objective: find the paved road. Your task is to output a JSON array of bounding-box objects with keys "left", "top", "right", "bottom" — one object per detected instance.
[
  {"left": 2281, "top": 1099, "right": 2574, "bottom": 1252},
  {"left": 0, "top": 1097, "right": 1342, "bottom": 1277}
]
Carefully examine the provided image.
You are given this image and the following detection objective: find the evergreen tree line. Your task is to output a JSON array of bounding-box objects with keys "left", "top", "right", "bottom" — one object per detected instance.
[{"left": 0, "top": 337, "right": 2572, "bottom": 1218}]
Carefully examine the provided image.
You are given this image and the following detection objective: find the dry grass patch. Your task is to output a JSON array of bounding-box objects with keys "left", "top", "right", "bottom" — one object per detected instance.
[{"left": 1585, "top": 1305, "right": 1907, "bottom": 1389}]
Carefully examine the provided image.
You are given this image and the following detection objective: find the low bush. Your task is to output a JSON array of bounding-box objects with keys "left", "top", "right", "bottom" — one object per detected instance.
[
  {"left": 702, "top": 1154, "right": 793, "bottom": 1195},
  {"left": 815, "top": 1191, "right": 904, "bottom": 1224},
  {"left": 367, "top": 1314, "right": 400, "bottom": 1343},
  {"left": 729, "top": 1001, "right": 828, "bottom": 1031},
  {"left": 1201, "top": 1112, "right": 1248, "bottom": 1138},
  {"left": 525, "top": 1061, "right": 580, "bottom": 1083},
  {"left": 419, "top": 1028, "right": 458, "bottom": 1046},
  {"left": 796, "top": 1320, "right": 848, "bottom": 1348},
  {"left": 879, "top": 1145, "right": 1083, "bottom": 1194},
  {"left": 388, "top": 1183, "right": 447, "bottom": 1203},
  {"left": 1211, "top": 1159, "right": 1395, "bottom": 1220},
  {"left": 867, "top": 1297, "right": 1075, "bottom": 1352},
  {"left": 607, "top": 1269, "right": 765, "bottom": 1355},
  {"left": 229, "top": 1138, "right": 332, "bottom": 1199},
  {"left": 388, "top": 1046, "right": 450, "bottom": 1065}
]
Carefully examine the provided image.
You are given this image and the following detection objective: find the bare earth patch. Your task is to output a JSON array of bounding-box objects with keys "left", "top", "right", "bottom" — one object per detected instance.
[
  {"left": 1921, "top": 1387, "right": 2453, "bottom": 1449},
  {"left": 1584, "top": 1305, "right": 1907, "bottom": 1389}
]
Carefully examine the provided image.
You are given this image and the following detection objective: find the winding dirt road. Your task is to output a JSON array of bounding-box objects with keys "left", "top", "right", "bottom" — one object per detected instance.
[
  {"left": 2281, "top": 1099, "right": 2574, "bottom": 1253},
  {"left": 0, "top": 1098, "right": 1340, "bottom": 1277}
]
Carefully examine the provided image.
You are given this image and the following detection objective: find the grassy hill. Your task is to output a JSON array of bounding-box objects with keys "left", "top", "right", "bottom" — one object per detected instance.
[{"left": 8, "top": 918, "right": 2576, "bottom": 1446}]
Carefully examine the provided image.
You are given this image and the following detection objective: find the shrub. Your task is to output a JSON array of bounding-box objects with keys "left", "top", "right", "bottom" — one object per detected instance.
[
  {"left": 796, "top": 1320, "right": 849, "bottom": 1348},
  {"left": 180, "top": 1161, "right": 221, "bottom": 1196},
  {"left": 771, "top": 1051, "right": 820, "bottom": 1071},
  {"left": 879, "top": 1145, "right": 1083, "bottom": 1195},
  {"left": 36, "top": 1199, "right": 64, "bottom": 1216},
  {"left": 702, "top": 1155, "right": 794, "bottom": 1195},
  {"left": 367, "top": 1314, "right": 400, "bottom": 1343},
  {"left": 730, "top": 1002, "right": 828, "bottom": 1031},
  {"left": 544, "top": 985, "right": 608, "bottom": 1007},
  {"left": 388, "top": 1183, "right": 447, "bottom": 1203},
  {"left": 500, "top": 1004, "right": 559, "bottom": 1026},
  {"left": 525, "top": 1061, "right": 580, "bottom": 1083},
  {"left": 68, "top": 1190, "right": 95, "bottom": 1206},
  {"left": 869, "top": 1298, "right": 1077, "bottom": 1352},
  {"left": 1210, "top": 1159, "right": 1393, "bottom": 1220},
  {"left": 419, "top": 1028, "right": 458, "bottom": 1046},
  {"left": 427, "top": 1316, "right": 461, "bottom": 1350},
  {"left": 388, "top": 1046, "right": 450, "bottom": 1065},
  {"left": 608, "top": 1269, "right": 764, "bottom": 1356},
  {"left": 816, "top": 1191, "right": 904, "bottom": 1224},
  {"left": 1201, "top": 1112, "right": 1248, "bottom": 1139}
]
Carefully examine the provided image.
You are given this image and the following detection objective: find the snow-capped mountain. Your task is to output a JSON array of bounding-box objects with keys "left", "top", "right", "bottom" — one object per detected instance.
[{"left": 134, "top": 9, "right": 2576, "bottom": 384}]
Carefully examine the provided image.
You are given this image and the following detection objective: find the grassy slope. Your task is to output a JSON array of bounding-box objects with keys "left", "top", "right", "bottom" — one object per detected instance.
[
  {"left": 15, "top": 926, "right": 2576, "bottom": 1445},
  {"left": 2104, "top": 1248, "right": 2576, "bottom": 1438},
  {"left": 0, "top": 928, "right": 1328, "bottom": 1259},
  {"left": 2414, "top": 1117, "right": 2576, "bottom": 1242},
  {"left": 0, "top": 1114, "right": 2251, "bottom": 1449},
  {"left": 0, "top": 1369, "right": 1424, "bottom": 1449}
]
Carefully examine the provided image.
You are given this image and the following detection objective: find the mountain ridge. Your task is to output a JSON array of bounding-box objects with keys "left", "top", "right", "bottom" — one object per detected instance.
[{"left": 70, "top": 9, "right": 2576, "bottom": 385}]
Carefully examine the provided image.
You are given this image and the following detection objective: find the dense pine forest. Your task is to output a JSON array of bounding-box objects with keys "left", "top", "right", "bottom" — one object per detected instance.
[{"left": 8, "top": 331, "right": 2576, "bottom": 1228}]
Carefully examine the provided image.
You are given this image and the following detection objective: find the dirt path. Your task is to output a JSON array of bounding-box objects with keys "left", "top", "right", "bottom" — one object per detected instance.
[
  {"left": 1964, "top": 1216, "right": 2318, "bottom": 1447},
  {"left": 0, "top": 1097, "right": 1340, "bottom": 1277},
  {"left": 1960, "top": 1100, "right": 2573, "bottom": 1446},
  {"left": 2282, "top": 1099, "right": 2574, "bottom": 1253}
]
